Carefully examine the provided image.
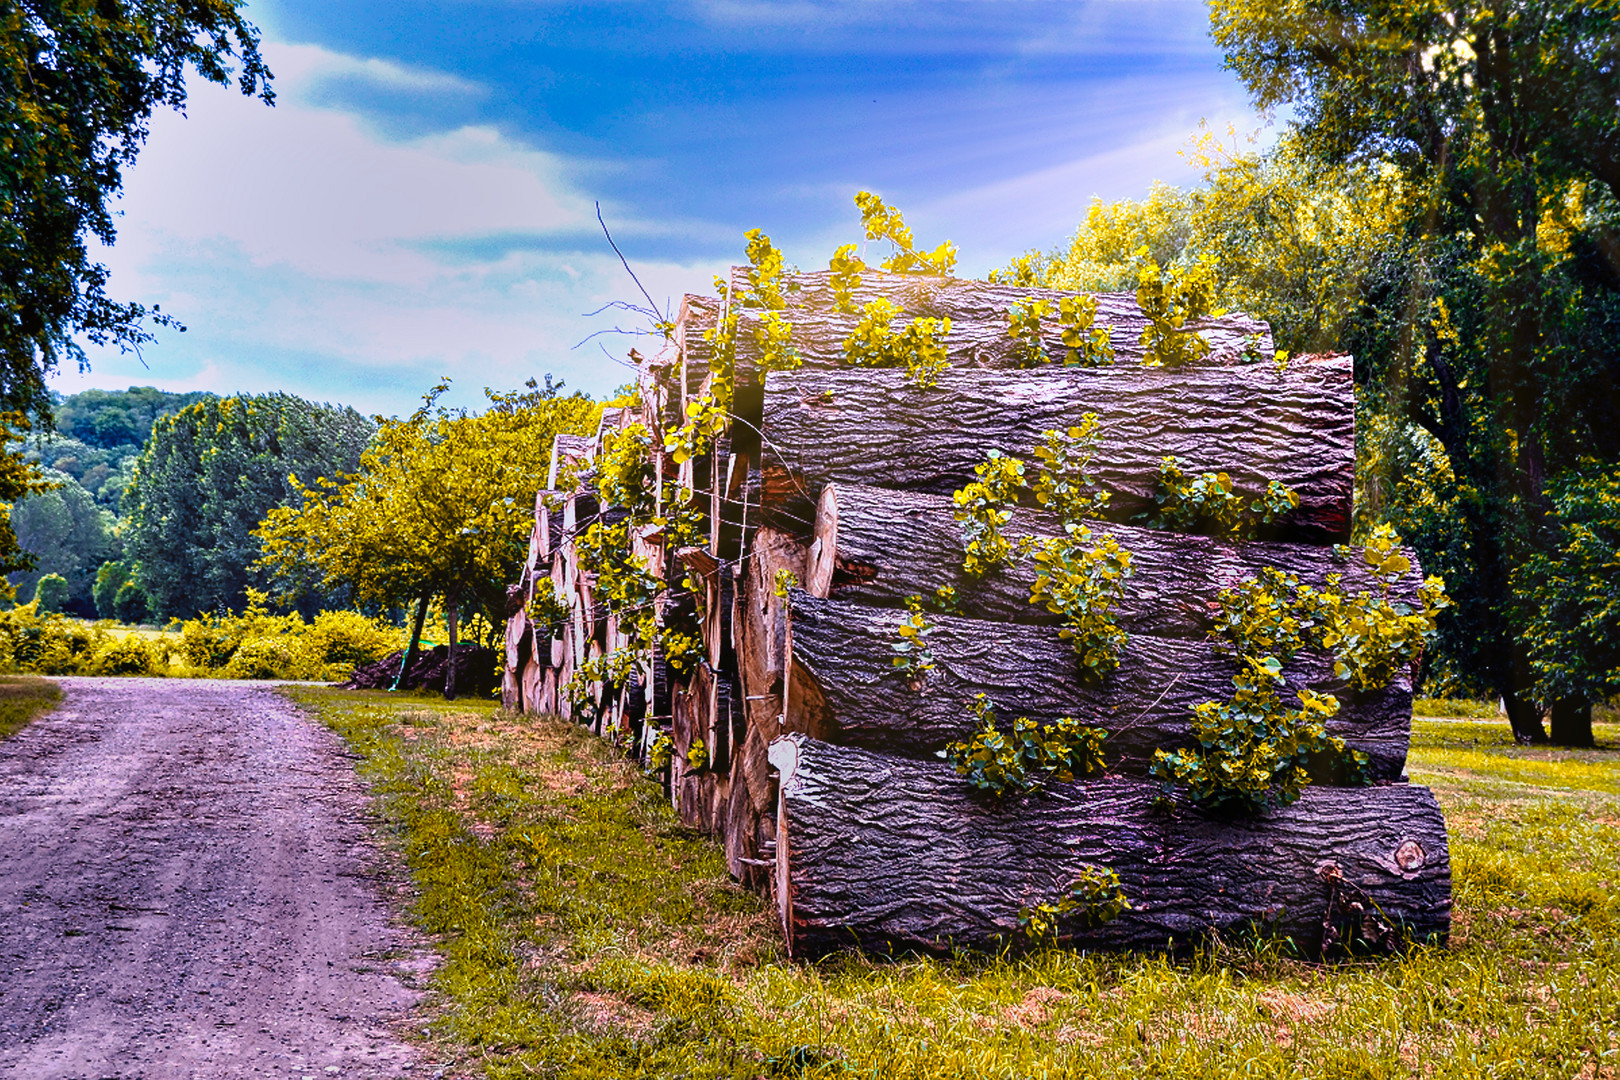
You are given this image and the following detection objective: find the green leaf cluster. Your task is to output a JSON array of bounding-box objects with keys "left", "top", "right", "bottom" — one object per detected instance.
[
  {"left": 1018, "top": 864, "right": 1132, "bottom": 940},
  {"left": 1027, "top": 525, "right": 1134, "bottom": 684},
  {"left": 889, "top": 594, "right": 936, "bottom": 686},
  {"left": 1136, "top": 249, "right": 1220, "bottom": 368},
  {"left": 841, "top": 297, "right": 952, "bottom": 388},
  {"left": 1006, "top": 296, "right": 1116, "bottom": 368},
  {"left": 1031, "top": 416, "right": 1110, "bottom": 523},
  {"left": 1142, "top": 456, "right": 1300, "bottom": 539},
  {"left": 1150, "top": 659, "right": 1356, "bottom": 814},
  {"left": 1057, "top": 295, "right": 1116, "bottom": 367},
  {"left": 527, "top": 578, "right": 571, "bottom": 641},
  {"left": 854, "top": 192, "right": 957, "bottom": 275},
  {"left": 1152, "top": 525, "right": 1449, "bottom": 812},
  {"left": 943, "top": 693, "right": 1106, "bottom": 800},
  {"left": 950, "top": 450, "right": 1026, "bottom": 576}
]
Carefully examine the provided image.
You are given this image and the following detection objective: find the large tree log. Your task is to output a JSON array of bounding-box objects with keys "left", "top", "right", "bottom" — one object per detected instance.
[
  {"left": 809, "top": 484, "right": 1422, "bottom": 635},
  {"left": 758, "top": 361, "right": 1355, "bottom": 543},
  {"left": 727, "top": 269, "right": 1274, "bottom": 373},
  {"left": 768, "top": 735, "right": 1451, "bottom": 957},
  {"left": 784, "top": 591, "right": 1411, "bottom": 780}
]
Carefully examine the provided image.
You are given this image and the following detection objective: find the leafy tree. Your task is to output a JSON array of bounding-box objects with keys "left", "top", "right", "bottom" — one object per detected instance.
[
  {"left": 7, "top": 468, "right": 116, "bottom": 615},
  {"left": 1211, "top": 0, "right": 1620, "bottom": 744},
  {"left": 123, "top": 394, "right": 374, "bottom": 618},
  {"left": 113, "top": 578, "right": 153, "bottom": 625},
  {"left": 0, "top": 413, "right": 52, "bottom": 582},
  {"left": 53, "top": 387, "right": 214, "bottom": 450},
  {"left": 93, "top": 559, "right": 132, "bottom": 620},
  {"left": 32, "top": 573, "right": 68, "bottom": 613},
  {"left": 1, "top": 5, "right": 270, "bottom": 416},
  {"left": 996, "top": 132, "right": 1407, "bottom": 355},
  {"left": 256, "top": 378, "right": 601, "bottom": 697},
  {"left": 1512, "top": 463, "right": 1620, "bottom": 740}
]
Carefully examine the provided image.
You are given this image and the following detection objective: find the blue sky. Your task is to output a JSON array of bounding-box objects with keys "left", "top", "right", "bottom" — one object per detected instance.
[{"left": 58, "top": 0, "right": 1265, "bottom": 416}]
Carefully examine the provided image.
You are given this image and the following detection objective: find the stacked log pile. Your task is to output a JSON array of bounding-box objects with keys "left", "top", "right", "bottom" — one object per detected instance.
[{"left": 502, "top": 268, "right": 1452, "bottom": 957}]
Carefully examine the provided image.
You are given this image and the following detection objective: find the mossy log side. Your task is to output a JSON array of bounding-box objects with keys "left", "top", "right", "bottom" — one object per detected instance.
[
  {"left": 808, "top": 484, "right": 1422, "bottom": 635},
  {"left": 783, "top": 591, "right": 1412, "bottom": 781},
  {"left": 768, "top": 735, "right": 1451, "bottom": 957},
  {"left": 725, "top": 269, "right": 1273, "bottom": 373},
  {"left": 758, "top": 361, "right": 1355, "bottom": 544}
]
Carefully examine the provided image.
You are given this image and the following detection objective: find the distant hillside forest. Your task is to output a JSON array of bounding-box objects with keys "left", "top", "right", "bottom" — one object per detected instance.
[{"left": 10, "top": 387, "right": 373, "bottom": 621}]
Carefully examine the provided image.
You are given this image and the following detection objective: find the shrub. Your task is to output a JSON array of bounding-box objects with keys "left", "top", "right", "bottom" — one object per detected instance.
[
  {"left": 93, "top": 635, "right": 163, "bottom": 676},
  {"left": 304, "top": 610, "right": 404, "bottom": 672},
  {"left": 222, "top": 636, "right": 310, "bottom": 680},
  {"left": 0, "top": 604, "right": 105, "bottom": 675},
  {"left": 33, "top": 574, "right": 70, "bottom": 614}
]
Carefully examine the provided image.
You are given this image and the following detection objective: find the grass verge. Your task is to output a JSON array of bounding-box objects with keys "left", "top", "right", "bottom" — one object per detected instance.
[
  {"left": 0, "top": 675, "right": 62, "bottom": 739},
  {"left": 287, "top": 687, "right": 1620, "bottom": 1080}
]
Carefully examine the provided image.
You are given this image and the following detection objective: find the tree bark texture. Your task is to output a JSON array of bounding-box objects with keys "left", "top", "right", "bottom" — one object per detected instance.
[
  {"left": 784, "top": 591, "right": 1412, "bottom": 781},
  {"left": 812, "top": 484, "right": 1423, "bottom": 636},
  {"left": 769, "top": 734, "right": 1451, "bottom": 957},
  {"left": 727, "top": 270, "right": 1274, "bottom": 375},
  {"left": 757, "top": 361, "right": 1355, "bottom": 544}
]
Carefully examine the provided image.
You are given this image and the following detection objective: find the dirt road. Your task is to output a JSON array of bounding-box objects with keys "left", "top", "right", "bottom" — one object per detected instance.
[{"left": 0, "top": 678, "right": 427, "bottom": 1079}]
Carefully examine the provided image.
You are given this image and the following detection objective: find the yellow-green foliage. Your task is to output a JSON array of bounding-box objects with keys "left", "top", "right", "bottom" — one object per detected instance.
[
  {"left": 1027, "top": 525, "right": 1134, "bottom": 682},
  {"left": 951, "top": 450, "right": 1026, "bottom": 576},
  {"left": 177, "top": 593, "right": 404, "bottom": 680},
  {"left": 842, "top": 297, "right": 951, "bottom": 388},
  {"left": 0, "top": 602, "right": 105, "bottom": 674},
  {"left": 1136, "top": 250, "right": 1220, "bottom": 367},
  {"left": 293, "top": 689, "right": 1620, "bottom": 1080},
  {"left": 1018, "top": 864, "right": 1132, "bottom": 941},
  {"left": 944, "top": 692, "right": 1106, "bottom": 799},
  {"left": 0, "top": 591, "right": 403, "bottom": 681}
]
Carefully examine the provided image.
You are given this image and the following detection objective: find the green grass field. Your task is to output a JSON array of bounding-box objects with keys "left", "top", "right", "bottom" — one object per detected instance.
[
  {"left": 287, "top": 687, "right": 1620, "bottom": 1080},
  {"left": 0, "top": 676, "right": 61, "bottom": 740}
]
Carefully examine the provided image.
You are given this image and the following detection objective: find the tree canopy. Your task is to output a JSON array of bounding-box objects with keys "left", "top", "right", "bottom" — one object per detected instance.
[
  {"left": 1212, "top": 0, "right": 1620, "bottom": 743},
  {"left": 1, "top": 1, "right": 271, "bottom": 416},
  {"left": 256, "top": 378, "right": 601, "bottom": 639},
  {"left": 123, "top": 393, "right": 374, "bottom": 618}
]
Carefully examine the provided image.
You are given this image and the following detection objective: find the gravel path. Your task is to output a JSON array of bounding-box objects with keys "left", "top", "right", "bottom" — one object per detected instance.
[{"left": 0, "top": 678, "right": 428, "bottom": 1079}]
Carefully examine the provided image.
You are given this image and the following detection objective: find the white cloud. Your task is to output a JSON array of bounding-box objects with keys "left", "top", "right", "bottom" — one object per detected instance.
[{"left": 68, "top": 41, "right": 721, "bottom": 413}]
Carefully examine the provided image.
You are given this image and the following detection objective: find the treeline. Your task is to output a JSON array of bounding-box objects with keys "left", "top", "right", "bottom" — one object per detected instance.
[{"left": 9, "top": 380, "right": 603, "bottom": 645}]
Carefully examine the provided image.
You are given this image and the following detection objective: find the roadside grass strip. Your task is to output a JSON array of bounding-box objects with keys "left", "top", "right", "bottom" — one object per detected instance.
[
  {"left": 0, "top": 675, "right": 61, "bottom": 739},
  {"left": 287, "top": 689, "right": 1620, "bottom": 1080}
]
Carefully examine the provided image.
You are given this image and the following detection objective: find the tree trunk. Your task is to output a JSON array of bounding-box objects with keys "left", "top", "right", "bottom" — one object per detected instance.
[
  {"left": 728, "top": 269, "right": 1275, "bottom": 376},
  {"left": 444, "top": 591, "right": 460, "bottom": 701},
  {"left": 809, "top": 483, "right": 1423, "bottom": 635},
  {"left": 1502, "top": 688, "right": 1547, "bottom": 744},
  {"left": 757, "top": 361, "right": 1355, "bottom": 544},
  {"left": 768, "top": 735, "right": 1451, "bottom": 958},
  {"left": 391, "top": 594, "right": 430, "bottom": 693},
  {"left": 784, "top": 591, "right": 1412, "bottom": 781},
  {"left": 1549, "top": 699, "right": 1594, "bottom": 748}
]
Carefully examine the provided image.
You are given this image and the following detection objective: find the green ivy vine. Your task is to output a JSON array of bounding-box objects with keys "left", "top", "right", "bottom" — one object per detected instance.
[
  {"left": 1140, "top": 455, "right": 1300, "bottom": 539},
  {"left": 1018, "top": 864, "right": 1132, "bottom": 940},
  {"left": 1149, "top": 524, "right": 1451, "bottom": 812},
  {"left": 942, "top": 693, "right": 1106, "bottom": 799}
]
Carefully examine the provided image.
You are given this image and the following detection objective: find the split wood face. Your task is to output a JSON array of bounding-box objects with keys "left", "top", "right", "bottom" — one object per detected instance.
[{"left": 502, "top": 268, "right": 1449, "bottom": 956}]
